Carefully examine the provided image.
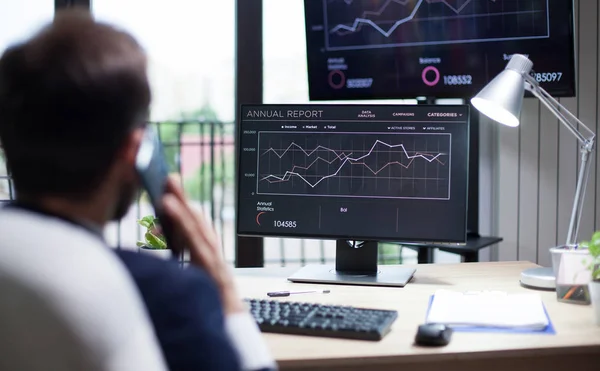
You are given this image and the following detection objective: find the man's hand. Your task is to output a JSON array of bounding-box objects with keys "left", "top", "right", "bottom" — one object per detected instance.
[{"left": 162, "top": 178, "right": 245, "bottom": 315}]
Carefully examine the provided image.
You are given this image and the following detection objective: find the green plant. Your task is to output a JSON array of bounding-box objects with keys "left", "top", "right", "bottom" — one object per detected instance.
[
  {"left": 136, "top": 215, "right": 167, "bottom": 249},
  {"left": 157, "top": 103, "right": 223, "bottom": 173},
  {"left": 580, "top": 231, "right": 600, "bottom": 281},
  {"left": 378, "top": 243, "right": 404, "bottom": 265},
  {"left": 184, "top": 152, "right": 235, "bottom": 202}
]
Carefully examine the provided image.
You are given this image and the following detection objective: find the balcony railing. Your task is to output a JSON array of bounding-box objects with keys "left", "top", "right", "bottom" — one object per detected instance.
[{"left": 0, "top": 121, "right": 414, "bottom": 266}]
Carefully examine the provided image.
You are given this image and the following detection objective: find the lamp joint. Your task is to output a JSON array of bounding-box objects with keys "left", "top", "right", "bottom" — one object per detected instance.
[{"left": 582, "top": 139, "right": 595, "bottom": 153}]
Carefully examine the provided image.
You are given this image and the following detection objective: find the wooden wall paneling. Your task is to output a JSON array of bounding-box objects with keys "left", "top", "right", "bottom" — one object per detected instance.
[
  {"left": 518, "top": 98, "right": 540, "bottom": 262},
  {"left": 575, "top": 0, "right": 598, "bottom": 243}
]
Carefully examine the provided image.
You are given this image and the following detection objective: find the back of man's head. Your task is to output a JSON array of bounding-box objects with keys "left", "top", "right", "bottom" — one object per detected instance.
[{"left": 0, "top": 9, "right": 150, "bottom": 199}]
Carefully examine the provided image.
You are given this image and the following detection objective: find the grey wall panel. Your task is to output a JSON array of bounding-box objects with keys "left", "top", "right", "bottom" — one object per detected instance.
[
  {"left": 597, "top": 3, "right": 600, "bottom": 233},
  {"left": 518, "top": 99, "right": 540, "bottom": 263},
  {"left": 554, "top": 0, "right": 579, "bottom": 249},
  {"left": 497, "top": 122, "right": 520, "bottom": 261},
  {"left": 478, "top": 115, "right": 497, "bottom": 262},
  {"left": 537, "top": 105, "right": 559, "bottom": 266},
  {"left": 556, "top": 96, "right": 579, "bottom": 247},
  {"left": 576, "top": 0, "right": 597, "bottom": 243},
  {"left": 494, "top": 0, "right": 600, "bottom": 264}
]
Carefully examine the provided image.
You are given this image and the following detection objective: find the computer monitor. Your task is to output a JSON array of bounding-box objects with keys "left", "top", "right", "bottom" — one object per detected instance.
[
  {"left": 237, "top": 104, "right": 469, "bottom": 286},
  {"left": 304, "top": 0, "right": 576, "bottom": 100}
]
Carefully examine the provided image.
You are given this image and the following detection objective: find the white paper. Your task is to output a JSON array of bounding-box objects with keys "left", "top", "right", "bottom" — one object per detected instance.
[{"left": 426, "top": 290, "right": 549, "bottom": 330}]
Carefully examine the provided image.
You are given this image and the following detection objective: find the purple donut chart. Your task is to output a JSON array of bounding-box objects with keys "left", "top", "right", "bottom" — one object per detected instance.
[{"left": 421, "top": 66, "right": 440, "bottom": 87}]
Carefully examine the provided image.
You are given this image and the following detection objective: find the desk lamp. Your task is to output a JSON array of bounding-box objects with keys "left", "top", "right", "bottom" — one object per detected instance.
[{"left": 471, "top": 54, "right": 596, "bottom": 290}]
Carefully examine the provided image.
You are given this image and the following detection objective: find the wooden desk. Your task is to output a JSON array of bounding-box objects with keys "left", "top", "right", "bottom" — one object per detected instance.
[{"left": 234, "top": 262, "right": 600, "bottom": 371}]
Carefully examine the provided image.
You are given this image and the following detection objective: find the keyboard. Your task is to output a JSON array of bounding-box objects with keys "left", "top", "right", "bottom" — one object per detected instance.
[{"left": 245, "top": 298, "right": 398, "bottom": 341}]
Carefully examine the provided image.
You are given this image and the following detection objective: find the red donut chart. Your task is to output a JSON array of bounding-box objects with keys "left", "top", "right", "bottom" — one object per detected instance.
[
  {"left": 422, "top": 66, "right": 440, "bottom": 87},
  {"left": 328, "top": 70, "right": 346, "bottom": 89}
]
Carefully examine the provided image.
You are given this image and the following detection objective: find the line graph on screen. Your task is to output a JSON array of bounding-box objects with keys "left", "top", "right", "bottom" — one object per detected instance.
[
  {"left": 324, "top": 0, "right": 550, "bottom": 51},
  {"left": 257, "top": 131, "right": 451, "bottom": 199}
]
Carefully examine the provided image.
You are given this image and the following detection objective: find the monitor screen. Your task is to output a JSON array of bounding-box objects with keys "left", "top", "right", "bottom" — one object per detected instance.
[
  {"left": 304, "top": 0, "right": 576, "bottom": 100},
  {"left": 237, "top": 104, "right": 469, "bottom": 243}
]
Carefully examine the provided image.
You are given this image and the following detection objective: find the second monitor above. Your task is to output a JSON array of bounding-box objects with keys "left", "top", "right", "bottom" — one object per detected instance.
[
  {"left": 304, "top": 0, "right": 576, "bottom": 99},
  {"left": 237, "top": 104, "right": 470, "bottom": 286}
]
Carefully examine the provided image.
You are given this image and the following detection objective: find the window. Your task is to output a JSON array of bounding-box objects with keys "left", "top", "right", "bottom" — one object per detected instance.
[
  {"left": 263, "top": 0, "right": 309, "bottom": 104},
  {"left": 93, "top": 1, "right": 237, "bottom": 260},
  {"left": 262, "top": 0, "right": 418, "bottom": 105},
  {"left": 0, "top": 0, "right": 54, "bottom": 50},
  {"left": 93, "top": 0, "right": 235, "bottom": 122},
  {"left": 0, "top": 0, "right": 54, "bottom": 204}
]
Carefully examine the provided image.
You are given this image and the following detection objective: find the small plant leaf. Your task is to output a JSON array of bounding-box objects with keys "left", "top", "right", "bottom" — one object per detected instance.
[
  {"left": 593, "top": 267, "right": 600, "bottom": 280},
  {"left": 145, "top": 231, "right": 167, "bottom": 249},
  {"left": 590, "top": 236, "right": 600, "bottom": 250},
  {"left": 137, "top": 216, "right": 153, "bottom": 228},
  {"left": 591, "top": 231, "right": 600, "bottom": 243},
  {"left": 137, "top": 214, "right": 168, "bottom": 249},
  {"left": 589, "top": 243, "right": 600, "bottom": 259}
]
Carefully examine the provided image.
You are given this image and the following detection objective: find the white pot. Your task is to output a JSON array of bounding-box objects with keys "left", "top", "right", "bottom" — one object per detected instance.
[
  {"left": 589, "top": 281, "right": 600, "bottom": 325},
  {"left": 138, "top": 247, "right": 172, "bottom": 260}
]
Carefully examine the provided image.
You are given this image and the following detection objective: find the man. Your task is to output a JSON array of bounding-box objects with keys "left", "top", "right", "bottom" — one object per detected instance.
[{"left": 0, "top": 9, "right": 275, "bottom": 371}]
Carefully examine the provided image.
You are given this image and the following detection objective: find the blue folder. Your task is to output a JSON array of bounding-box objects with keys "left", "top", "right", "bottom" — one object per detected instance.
[{"left": 426, "top": 295, "right": 556, "bottom": 335}]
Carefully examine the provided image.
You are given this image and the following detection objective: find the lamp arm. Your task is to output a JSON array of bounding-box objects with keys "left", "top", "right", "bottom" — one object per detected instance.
[
  {"left": 524, "top": 76, "right": 596, "bottom": 148},
  {"left": 524, "top": 75, "right": 596, "bottom": 247}
]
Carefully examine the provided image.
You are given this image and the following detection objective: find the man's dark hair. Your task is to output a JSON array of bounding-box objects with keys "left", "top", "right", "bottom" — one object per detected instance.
[{"left": 0, "top": 9, "right": 150, "bottom": 198}]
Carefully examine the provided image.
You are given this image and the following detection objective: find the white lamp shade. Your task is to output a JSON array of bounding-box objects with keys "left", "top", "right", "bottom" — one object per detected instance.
[{"left": 471, "top": 68, "right": 525, "bottom": 127}]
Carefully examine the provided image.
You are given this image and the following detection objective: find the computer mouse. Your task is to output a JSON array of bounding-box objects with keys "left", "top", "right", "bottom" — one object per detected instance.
[{"left": 414, "top": 323, "right": 453, "bottom": 346}]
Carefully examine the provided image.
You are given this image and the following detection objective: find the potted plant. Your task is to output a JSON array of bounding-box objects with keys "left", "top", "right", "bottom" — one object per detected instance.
[
  {"left": 136, "top": 215, "right": 171, "bottom": 260},
  {"left": 581, "top": 231, "right": 600, "bottom": 324}
]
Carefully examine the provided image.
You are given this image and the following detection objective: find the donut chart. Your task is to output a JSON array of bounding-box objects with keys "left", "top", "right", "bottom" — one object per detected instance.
[
  {"left": 422, "top": 66, "right": 440, "bottom": 87},
  {"left": 328, "top": 70, "right": 346, "bottom": 89}
]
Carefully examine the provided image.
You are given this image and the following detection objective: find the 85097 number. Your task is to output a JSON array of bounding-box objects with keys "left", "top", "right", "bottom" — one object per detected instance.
[{"left": 534, "top": 72, "right": 562, "bottom": 82}]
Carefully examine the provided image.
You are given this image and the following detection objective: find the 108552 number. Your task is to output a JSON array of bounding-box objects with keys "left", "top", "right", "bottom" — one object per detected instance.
[{"left": 443, "top": 75, "right": 472, "bottom": 85}]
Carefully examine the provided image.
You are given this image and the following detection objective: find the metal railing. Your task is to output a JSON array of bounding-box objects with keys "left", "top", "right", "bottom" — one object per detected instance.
[
  {"left": 0, "top": 148, "right": 13, "bottom": 206},
  {"left": 0, "top": 121, "right": 411, "bottom": 266}
]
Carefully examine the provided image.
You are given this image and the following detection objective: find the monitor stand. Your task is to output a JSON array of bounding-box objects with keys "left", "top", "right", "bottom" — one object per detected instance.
[{"left": 287, "top": 240, "right": 416, "bottom": 287}]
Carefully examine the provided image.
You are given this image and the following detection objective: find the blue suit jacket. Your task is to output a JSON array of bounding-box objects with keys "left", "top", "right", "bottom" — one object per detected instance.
[{"left": 114, "top": 251, "right": 242, "bottom": 371}]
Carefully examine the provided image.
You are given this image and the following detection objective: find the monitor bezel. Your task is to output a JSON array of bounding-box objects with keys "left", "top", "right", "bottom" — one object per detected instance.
[{"left": 236, "top": 103, "right": 470, "bottom": 244}]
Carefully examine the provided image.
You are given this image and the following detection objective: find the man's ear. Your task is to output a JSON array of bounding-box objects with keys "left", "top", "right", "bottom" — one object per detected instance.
[{"left": 120, "top": 127, "right": 145, "bottom": 168}]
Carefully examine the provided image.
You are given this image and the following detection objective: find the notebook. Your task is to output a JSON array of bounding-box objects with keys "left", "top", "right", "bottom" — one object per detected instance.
[{"left": 426, "top": 290, "right": 550, "bottom": 330}]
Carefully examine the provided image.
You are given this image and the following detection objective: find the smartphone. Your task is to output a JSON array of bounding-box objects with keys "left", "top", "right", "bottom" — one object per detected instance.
[{"left": 135, "top": 126, "right": 178, "bottom": 257}]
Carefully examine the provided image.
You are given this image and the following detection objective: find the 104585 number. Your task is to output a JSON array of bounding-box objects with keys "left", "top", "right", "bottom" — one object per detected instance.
[
  {"left": 274, "top": 220, "right": 297, "bottom": 228},
  {"left": 534, "top": 72, "right": 562, "bottom": 82}
]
